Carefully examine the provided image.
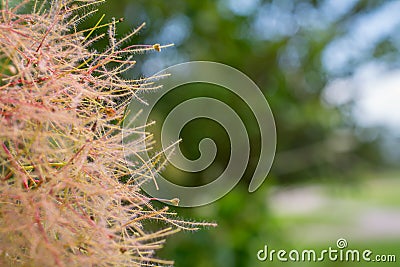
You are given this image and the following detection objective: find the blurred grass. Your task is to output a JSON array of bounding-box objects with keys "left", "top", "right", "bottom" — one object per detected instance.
[{"left": 159, "top": 170, "right": 400, "bottom": 266}]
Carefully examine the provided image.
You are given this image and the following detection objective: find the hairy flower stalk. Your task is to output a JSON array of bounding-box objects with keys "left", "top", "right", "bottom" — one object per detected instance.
[{"left": 0, "top": 0, "right": 214, "bottom": 266}]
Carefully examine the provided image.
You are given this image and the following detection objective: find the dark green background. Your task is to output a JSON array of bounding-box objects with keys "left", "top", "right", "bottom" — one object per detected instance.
[{"left": 80, "top": 1, "right": 399, "bottom": 266}]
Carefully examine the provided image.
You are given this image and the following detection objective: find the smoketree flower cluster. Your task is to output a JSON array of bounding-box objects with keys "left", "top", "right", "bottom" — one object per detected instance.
[{"left": 0, "top": 0, "right": 214, "bottom": 266}]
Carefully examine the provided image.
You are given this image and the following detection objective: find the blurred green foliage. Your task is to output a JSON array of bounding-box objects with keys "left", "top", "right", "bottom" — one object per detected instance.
[
  {"left": 83, "top": 0, "right": 390, "bottom": 185},
  {"left": 78, "top": 1, "right": 399, "bottom": 266}
]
